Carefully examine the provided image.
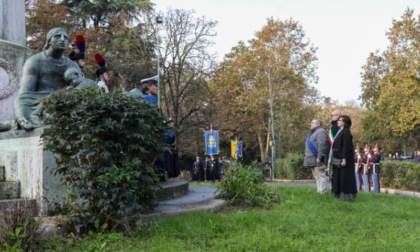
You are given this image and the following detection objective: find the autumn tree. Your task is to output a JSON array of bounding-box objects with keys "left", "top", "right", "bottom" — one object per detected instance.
[
  {"left": 360, "top": 9, "right": 420, "bottom": 154},
  {"left": 26, "top": 1, "right": 158, "bottom": 90},
  {"left": 212, "top": 18, "right": 320, "bottom": 161},
  {"left": 26, "top": 0, "right": 73, "bottom": 51}
]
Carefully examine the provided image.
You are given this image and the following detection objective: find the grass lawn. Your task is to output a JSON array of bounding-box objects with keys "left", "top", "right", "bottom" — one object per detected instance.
[{"left": 45, "top": 184, "right": 420, "bottom": 251}]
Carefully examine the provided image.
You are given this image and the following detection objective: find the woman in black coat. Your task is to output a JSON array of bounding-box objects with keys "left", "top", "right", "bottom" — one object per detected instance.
[{"left": 331, "top": 115, "right": 357, "bottom": 200}]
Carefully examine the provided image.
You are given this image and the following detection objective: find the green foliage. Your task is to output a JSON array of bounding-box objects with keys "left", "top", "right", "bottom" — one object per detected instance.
[
  {"left": 381, "top": 161, "right": 420, "bottom": 191},
  {"left": 40, "top": 185, "right": 420, "bottom": 251},
  {"left": 42, "top": 88, "right": 167, "bottom": 233},
  {"left": 211, "top": 17, "right": 319, "bottom": 162},
  {"left": 217, "top": 161, "right": 281, "bottom": 209},
  {"left": 60, "top": 0, "right": 152, "bottom": 28},
  {"left": 276, "top": 153, "right": 312, "bottom": 180},
  {"left": 360, "top": 9, "right": 420, "bottom": 147},
  {"left": 0, "top": 200, "right": 42, "bottom": 251}
]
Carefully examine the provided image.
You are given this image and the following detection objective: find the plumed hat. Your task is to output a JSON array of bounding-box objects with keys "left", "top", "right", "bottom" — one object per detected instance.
[
  {"left": 374, "top": 143, "right": 381, "bottom": 150},
  {"left": 364, "top": 143, "right": 372, "bottom": 149},
  {"left": 94, "top": 52, "right": 108, "bottom": 77},
  {"left": 69, "top": 34, "right": 86, "bottom": 60}
]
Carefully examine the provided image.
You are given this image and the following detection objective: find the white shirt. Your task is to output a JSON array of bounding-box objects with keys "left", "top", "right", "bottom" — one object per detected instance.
[{"left": 97, "top": 80, "right": 109, "bottom": 93}]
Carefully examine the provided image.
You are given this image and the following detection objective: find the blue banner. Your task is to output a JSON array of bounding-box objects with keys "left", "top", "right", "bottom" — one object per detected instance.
[
  {"left": 205, "top": 130, "right": 219, "bottom": 155},
  {"left": 236, "top": 141, "right": 243, "bottom": 157}
]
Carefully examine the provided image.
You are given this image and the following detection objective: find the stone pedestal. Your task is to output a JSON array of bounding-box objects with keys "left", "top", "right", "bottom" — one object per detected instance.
[{"left": 0, "top": 128, "right": 67, "bottom": 216}]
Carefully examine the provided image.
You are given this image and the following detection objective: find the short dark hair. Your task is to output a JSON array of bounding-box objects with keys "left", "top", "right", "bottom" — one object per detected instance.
[{"left": 340, "top": 115, "right": 352, "bottom": 128}]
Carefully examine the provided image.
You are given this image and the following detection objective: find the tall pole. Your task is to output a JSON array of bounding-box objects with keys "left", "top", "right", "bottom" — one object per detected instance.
[
  {"left": 268, "top": 67, "right": 276, "bottom": 181},
  {"left": 157, "top": 53, "right": 160, "bottom": 109},
  {"left": 156, "top": 15, "right": 163, "bottom": 109}
]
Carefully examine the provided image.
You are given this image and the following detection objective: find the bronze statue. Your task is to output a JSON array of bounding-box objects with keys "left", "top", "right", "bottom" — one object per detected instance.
[{"left": 11, "top": 28, "right": 94, "bottom": 130}]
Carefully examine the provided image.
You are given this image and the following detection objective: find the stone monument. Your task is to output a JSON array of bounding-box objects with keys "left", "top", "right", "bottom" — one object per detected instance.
[
  {"left": 0, "top": 2, "right": 70, "bottom": 215},
  {"left": 0, "top": 0, "right": 29, "bottom": 121}
]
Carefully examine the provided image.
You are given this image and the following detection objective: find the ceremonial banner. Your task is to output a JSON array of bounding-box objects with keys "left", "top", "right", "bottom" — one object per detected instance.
[
  {"left": 231, "top": 140, "right": 237, "bottom": 159},
  {"left": 205, "top": 130, "right": 219, "bottom": 155},
  {"left": 236, "top": 141, "right": 243, "bottom": 158}
]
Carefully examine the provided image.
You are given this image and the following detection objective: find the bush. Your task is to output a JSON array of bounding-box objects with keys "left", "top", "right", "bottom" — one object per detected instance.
[
  {"left": 217, "top": 161, "right": 281, "bottom": 209},
  {"left": 42, "top": 88, "right": 168, "bottom": 234},
  {"left": 276, "top": 153, "right": 312, "bottom": 180},
  {"left": 381, "top": 161, "right": 420, "bottom": 191}
]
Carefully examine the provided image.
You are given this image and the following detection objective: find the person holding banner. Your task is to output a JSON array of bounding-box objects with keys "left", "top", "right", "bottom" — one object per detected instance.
[
  {"left": 304, "top": 118, "right": 329, "bottom": 194},
  {"left": 208, "top": 155, "right": 218, "bottom": 183}
]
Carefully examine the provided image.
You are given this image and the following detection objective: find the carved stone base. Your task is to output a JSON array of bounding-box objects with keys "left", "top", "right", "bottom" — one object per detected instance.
[
  {"left": 0, "top": 127, "right": 67, "bottom": 216},
  {"left": 0, "top": 181, "right": 19, "bottom": 199}
]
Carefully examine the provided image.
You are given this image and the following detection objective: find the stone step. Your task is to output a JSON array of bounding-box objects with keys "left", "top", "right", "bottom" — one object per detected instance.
[
  {"left": 155, "top": 178, "right": 189, "bottom": 201},
  {"left": 0, "top": 198, "right": 37, "bottom": 215},
  {"left": 0, "top": 166, "right": 4, "bottom": 182},
  {"left": 0, "top": 181, "right": 20, "bottom": 199}
]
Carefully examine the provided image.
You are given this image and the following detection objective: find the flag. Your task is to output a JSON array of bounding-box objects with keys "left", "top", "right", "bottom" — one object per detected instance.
[
  {"left": 231, "top": 140, "right": 237, "bottom": 159},
  {"left": 205, "top": 130, "right": 219, "bottom": 155},
  {"left": 236, "top": 141, "right": 243, "bottom": 158}
]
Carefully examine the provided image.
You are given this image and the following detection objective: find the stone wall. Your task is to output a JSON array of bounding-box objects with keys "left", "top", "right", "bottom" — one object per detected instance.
[{"left": 0, "top": 128, "right": 67, "bottom": 216}]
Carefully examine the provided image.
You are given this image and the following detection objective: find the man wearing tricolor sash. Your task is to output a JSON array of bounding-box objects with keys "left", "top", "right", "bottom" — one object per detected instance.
[
  {"left": 304, "top": 118, "right": 329, "bottom": 194},
  {"left": 327, "top": 110, "right": 342, "bottom": 174},
  {"left": 328, "top": 110, "right": 342, "bottom": 145}
]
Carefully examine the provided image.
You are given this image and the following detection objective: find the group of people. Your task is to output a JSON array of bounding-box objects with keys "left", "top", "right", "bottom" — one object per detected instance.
[
  {"left": 191, "top": 155, "right": 225, "bottom": 182},
  {"left": 304, "top": 110, "right": 360, "bottom": 200},
  {"left": 354, "top": 143, "right": 381, "bottom": 193},
  {"left": 384, "top": 150, "right": 420, "bottom": 162}
]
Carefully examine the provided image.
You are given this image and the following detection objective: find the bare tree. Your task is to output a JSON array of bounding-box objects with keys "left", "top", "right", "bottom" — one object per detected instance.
[{"left": 147, "top": 9, "right": 218, "bottom": 156}]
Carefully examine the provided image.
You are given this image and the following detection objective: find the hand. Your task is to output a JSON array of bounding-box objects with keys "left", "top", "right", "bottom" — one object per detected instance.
[
  {"left": 341, "top": 159, "right": 346, "bottom": 166},
  {"left": 16, "top": 117, "right": 42, "bottom": 130}
]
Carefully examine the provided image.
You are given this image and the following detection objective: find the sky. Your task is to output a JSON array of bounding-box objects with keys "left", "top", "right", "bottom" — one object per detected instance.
[{"left": 153, "top": 0, "right": 420, "bottom": 104}]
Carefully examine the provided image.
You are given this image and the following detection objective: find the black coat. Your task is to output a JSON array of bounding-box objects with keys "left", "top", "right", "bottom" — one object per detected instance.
[{"left": 331, "top": 128, "right": 357, "bottom": 194}]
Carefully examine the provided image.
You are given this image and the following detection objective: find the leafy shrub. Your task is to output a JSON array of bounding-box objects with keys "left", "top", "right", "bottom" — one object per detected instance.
[
  {"left": 217, "top": 161, "right": 281, "bottom": 209},
  {"left": 381, "top": 161, "right": 420, "bottom": 191},
  {"left": 0, "top": 199, "right": 43, "bottom": 251},
  {"left": 276, "top": 153, "right": 312, "bottom": 180},
  {"left": 42, "top": 88, "right": 167, "bottom": 233}
]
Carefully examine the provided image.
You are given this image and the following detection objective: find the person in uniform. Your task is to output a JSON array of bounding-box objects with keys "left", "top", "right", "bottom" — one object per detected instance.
[
  {"left": 208, "top": 155, "right": 218, "bottom": 183},
  {"left": 361, "top": 144, "right": 373, "bottom": 192},
  {"left": 68, "top": 34, "right": 86, "bottom": 74},
  {"left": 192, "top": 156, "right": 202, "bottom": 181},
  {"left": 163, "top": 118, "right": 177, "bottom": 177},
  {"left": 371, "top": 143, "right": 382, "bottom": 193},
  {"left": 354, "top": 144, "right": 363, "bottom": 192},
  {"left": 202, "top": 156, "right": 209, "bottom": 181},
  {"left": 141, "top": 76, "right": 159, "bottom": 103},
  {"left": 94, "top": 52, "right": 109, "bottom": 93}
]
